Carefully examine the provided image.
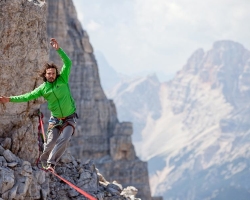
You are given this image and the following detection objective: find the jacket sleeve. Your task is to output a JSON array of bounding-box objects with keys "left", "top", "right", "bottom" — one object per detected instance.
[
  {"left": 10, "top": 84, "right": 44, "bottom": 103},
  {"left": 57, "top": 48, "right": 72, "bottom": 83}
]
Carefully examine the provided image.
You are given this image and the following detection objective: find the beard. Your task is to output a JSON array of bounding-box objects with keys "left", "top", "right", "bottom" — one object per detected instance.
[{"left": 47, "top": 77, "right": 55, "bottom": 82}]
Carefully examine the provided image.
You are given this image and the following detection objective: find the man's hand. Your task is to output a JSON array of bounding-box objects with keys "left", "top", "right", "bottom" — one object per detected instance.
[
  {"left": 50, "top": 38, "right": 60, "bottom": 50},
  {"left": 0, "top": 96, "right": 10, "bottom": 103}
]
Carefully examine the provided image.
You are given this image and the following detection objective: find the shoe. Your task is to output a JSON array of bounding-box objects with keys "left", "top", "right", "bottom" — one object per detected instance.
[
  {"left": 46, "top": 163, "right": 55, "bottom": 172},
  {"left": 40, "top": 159, "right": 47, "bottom": 169}
]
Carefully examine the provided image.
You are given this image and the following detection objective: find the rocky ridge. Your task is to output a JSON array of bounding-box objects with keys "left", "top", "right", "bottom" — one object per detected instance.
[{"left": 0, "top": 142, "right": 141, "bottom": 200}]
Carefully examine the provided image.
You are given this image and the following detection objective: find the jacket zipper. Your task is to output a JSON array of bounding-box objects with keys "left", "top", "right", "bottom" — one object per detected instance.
[{"left": 52, "top": 81, "right": 64, "bottom": 117}]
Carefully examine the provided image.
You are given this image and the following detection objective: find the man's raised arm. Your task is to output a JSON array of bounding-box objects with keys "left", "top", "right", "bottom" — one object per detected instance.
[{"left": 51, "top": 38, "right": 72, "bottom": 83}]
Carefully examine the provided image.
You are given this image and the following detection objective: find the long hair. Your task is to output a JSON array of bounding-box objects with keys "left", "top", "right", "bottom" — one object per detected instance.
[{"left": 39, "top": 63, "right": 60, "bottom": 82}]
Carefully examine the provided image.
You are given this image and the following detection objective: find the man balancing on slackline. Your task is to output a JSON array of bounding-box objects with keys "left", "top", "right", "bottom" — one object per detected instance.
[{"left": 0, "top": 38, "right": 77, "bottom": 171}]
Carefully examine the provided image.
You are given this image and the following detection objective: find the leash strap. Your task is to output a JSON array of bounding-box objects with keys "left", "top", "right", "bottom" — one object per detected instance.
[{"left": 47, "top": 115, "right": 76, "bottom": 136}]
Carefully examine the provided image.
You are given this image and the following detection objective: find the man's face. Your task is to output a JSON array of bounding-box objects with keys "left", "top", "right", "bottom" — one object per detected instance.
[{"left": 45, "top": 68, "right": 57, "bottom": 82}]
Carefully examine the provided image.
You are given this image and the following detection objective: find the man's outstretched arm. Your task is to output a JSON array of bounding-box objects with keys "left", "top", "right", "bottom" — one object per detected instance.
[
  {"left": 0, "top": 83, "right": 44, "bottom": 103},
  {"left": 0, "top": 96, "right": 10, "bottom": 103}
]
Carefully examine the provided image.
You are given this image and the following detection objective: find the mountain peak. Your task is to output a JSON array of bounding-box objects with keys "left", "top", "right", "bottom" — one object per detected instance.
[
  {"left": 147, "top": 73, "right": 160, "bottom": 82},
  {"left": 177, "top": 40, "right": 250, "bottom": 86},
  {"left": 212, "top": 40, "right": 245, "bottom": 51},
  {"left": 182, "top": 48, "right": 205, "bottom": 73}
]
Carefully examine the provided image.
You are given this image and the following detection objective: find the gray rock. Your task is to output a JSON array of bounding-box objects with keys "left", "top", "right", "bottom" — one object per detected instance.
[
  {"left": 3, "top": 149, "right": 18, "bottom": 163},
  {"left": 110, "top": 181, "right": 123, "bottom": 192},
  {"left": 15, "top": 176, "right": 32, "bottom": 198},
  {"left": 8, "top": 185, "right": 18, "bottom": 200},
  {"left": 36, "top": 170, "right": 46, "bottom": 185},
  {"left": 107, "top": 187, "right": 121, "bottom": 196},
  {"left": 76, "top": 179, "right": 90, "bottom": 188},
  {"left": 0, "top": 145, "right": 5, "bottom": 156},
  {"left": 7, "top": 162, "right": 18, "bottom": 167},
  {"left": 41, "top": 178, "right": 50, "bottom": 200},
  {"left": 0, "top": 167, "right": 15, "bottom": 194},
  {"left": 60, "top": 152, "right": 73, "bottom": 164},
  {"left": 78, "top": 171, "right": 92, "bottom": 182},
  {"left": 97, "top": 171, "right": 109, "bottom": 185},
  {"left": 96, "top": 192, "right": 105, "bottom": 200},
  {"left": 2, "top": 137, "right": 12, "bottom": 150},
  {"left": 0, "top": 156, "right": 7, "bottom": 167},
  {"left": 28, "top": 180, "right": 42, "bottom": 200},
  {"left": 68, "top": 189, "right": 79, "bottom": 197},
  {"left": 73, "top": 160, "right": 78, "bottom": 167},
  {"left": 20, "top": 161, "right": 33, "bottom": 177},
  {"left": 121, "top": 186, "right": 138, "bottom": 197}
]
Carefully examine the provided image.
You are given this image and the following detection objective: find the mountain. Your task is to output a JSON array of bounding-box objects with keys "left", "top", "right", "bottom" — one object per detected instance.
[
  {"left": 95, "top": 50, "right": 124, "bottom": 91},
  {"left": 95, "top": 50, "right": 172, "bottom": 94},
  {"left": 108, "top": 74, "right": 162, "bottom": 144},
  {"left": 110, "top": 40, "right": 250, "bottom": 199}
]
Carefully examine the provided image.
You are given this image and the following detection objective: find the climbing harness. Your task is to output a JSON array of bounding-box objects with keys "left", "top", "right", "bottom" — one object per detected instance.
[
  {"left": 47, "top": 113, "right": 77, "bottom": 135},
  {"left": 35, "top": 111, "right": 96, "bottom": 200}
]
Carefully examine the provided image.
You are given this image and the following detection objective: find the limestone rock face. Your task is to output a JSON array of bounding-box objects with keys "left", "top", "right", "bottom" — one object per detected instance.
[
  {"left": 40, "top": 0, "right": 152, "bottom": 199},
  {"left": 0, "top": 0, "right": 48, "bottom": 163},
  {"left": 110, "top": 122, "right": 136, "bottom": 161}
]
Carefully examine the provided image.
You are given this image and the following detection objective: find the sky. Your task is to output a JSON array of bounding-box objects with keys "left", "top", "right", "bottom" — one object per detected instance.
[{"left": 72, "top": 0, "right": 250, "bottom": 81}]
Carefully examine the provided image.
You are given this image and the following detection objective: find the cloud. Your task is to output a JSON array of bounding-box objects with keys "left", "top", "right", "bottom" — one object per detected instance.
[
  {"left": 72, "top": 0, "right": 250, "bottom": 78},
  {"left": 86, "top": 20, "right": 101, "bottom": 31}
]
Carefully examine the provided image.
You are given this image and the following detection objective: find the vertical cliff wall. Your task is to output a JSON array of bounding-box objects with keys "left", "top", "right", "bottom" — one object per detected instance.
[
  {"left": 41, "top": 0, "right": 152, "bottom": 199},
  {"left": 0, "top": 1, "right": 50, "bottom": 199},
  {"left": 0, "top": 0, "right": 47, "bottom": 163}
]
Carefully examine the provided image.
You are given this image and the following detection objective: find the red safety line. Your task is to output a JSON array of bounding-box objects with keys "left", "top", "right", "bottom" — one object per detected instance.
[
  {"left": 36, "top": 111, "right": 45, "bottom": 169},
  {"left": 49, "top": 169, "right": 97, "bottom": 200},
  {"left": 38, "top": 113, "right": 47, "bottom": 143}
]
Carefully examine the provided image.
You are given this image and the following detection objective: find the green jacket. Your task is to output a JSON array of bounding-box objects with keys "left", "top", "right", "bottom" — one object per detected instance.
[{"left": 10, "top": 48, "right": 76, "bottom": 118}]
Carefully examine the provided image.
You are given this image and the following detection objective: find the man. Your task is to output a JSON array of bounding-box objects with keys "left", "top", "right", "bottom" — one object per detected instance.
[{"left": 0, "top": 38, "right": 77, "bottom": 171}]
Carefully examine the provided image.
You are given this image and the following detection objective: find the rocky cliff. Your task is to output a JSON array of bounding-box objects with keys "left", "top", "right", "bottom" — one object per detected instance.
[
  {"left": 41, "top": 0, "right": 152, "bottom": 199},
  {"left": 0, "top": 1, "right": 49, "bottom": 199},
  {"left": 0, "top": 0, "right": 47, "bottom": 163},
  {"left": 110, "top": 40, "right": 250, "bottom": 199},
  {"left": 0, "top": 0, "right": 152, "bottom": 199}
]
